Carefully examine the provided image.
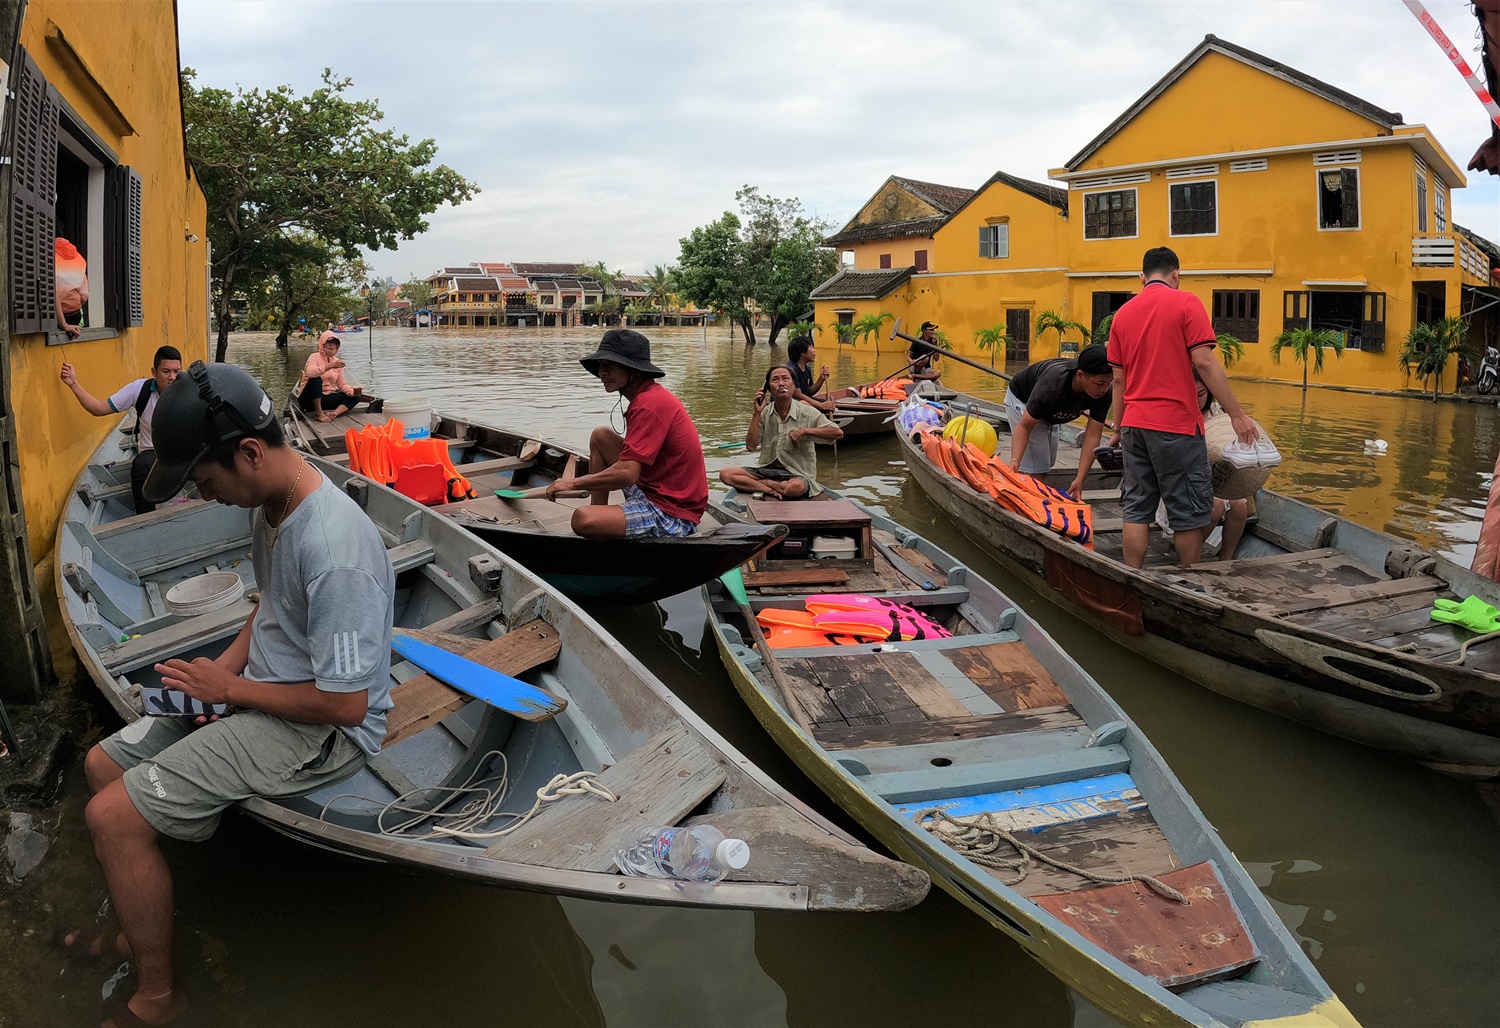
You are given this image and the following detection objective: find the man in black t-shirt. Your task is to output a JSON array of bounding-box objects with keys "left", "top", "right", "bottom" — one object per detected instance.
[
  {"left": 908, "top": 321, "right": 942, "bottom": 383},
  {"left": 1005, "top": 343, "right": 1113, "bottom": 497},
  {"left": 784, "top": 336, "right": 835, "bottom": 413}
]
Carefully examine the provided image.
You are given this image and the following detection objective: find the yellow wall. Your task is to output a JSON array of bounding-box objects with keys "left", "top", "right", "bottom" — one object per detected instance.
[
  {"left": 11, "top": 0, "right": 209, "bottom": 561},
  {"left": 846, "top": 238, "right": 935, "bottom": 271}
]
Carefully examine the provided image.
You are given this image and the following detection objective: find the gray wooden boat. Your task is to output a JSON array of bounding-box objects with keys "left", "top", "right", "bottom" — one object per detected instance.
[
  {"left": 284, "top": 402, "right": 785, "bottom": 604},
  {"left": 896, "top": 419, "right": 1500, "bottom": 778},
  {"left": 702, "top": 490, "right": 1356, "bottom": 1027},
  {"left": 53, "top": 418, "right": 928, "bottom": 910}
]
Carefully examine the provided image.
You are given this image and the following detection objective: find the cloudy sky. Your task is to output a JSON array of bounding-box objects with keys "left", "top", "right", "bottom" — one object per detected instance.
[{"left": 179, "top": 0, "right": 1500, "bottom": 281}]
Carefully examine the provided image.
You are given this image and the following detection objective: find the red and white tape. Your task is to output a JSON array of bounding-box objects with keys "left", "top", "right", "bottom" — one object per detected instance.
[{"left": 1402, "top": 0, "right": 1500, "bottom": 127}]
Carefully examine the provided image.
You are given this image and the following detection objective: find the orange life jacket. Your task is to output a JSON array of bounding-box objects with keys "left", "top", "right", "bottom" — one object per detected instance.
[
  {"left": 858, "top": 378, "right": 913, "bottom": 400},
  {"left": 920, "top": 433, "right": 1094, "bottom": 547},
  {"left": 344, "top": 421, "right": 476, "bottom": 505}
]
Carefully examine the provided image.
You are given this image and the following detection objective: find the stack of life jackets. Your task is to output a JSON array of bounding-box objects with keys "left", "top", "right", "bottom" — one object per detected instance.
[
  {"left": 917, "top": 428, "right": 1094, "bottom": 548},
  {"left": 756, "top": 594, "right": 952, "bottom": 650},
  {"left": 344, "top": 420, "right": 477, "bottom": 506},
  {"left": 856, "top": 378, "right": 913, "bottom": 401}
]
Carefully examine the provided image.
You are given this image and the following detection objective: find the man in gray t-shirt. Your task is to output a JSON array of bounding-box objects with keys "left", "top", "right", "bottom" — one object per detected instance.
[{"left": 76, "top": 362, "right": 394, "bottom": 1028}]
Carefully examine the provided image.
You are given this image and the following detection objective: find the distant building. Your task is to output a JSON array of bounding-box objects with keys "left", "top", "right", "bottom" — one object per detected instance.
[{"left": 813, "top": 34, "right": 1500, "bottom": 393}]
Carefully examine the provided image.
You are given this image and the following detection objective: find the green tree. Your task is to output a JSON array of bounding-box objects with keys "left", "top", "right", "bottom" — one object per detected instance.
[
  {"left": 399, "top": 277, "right": 435, "bottom": 311},
  {"left": 184, "top": 68, "right": 478, "bottom": 360},
  {"left": 587, "top": 296, "right": 623, "bottom": 323},
  {"left": 973, "top": 323, "right": 1012, "bottom": 367},
  {"left": 1270, "top": 326, "right": 1344, "bottom": 392},
  {"left": 1216, "top": 334, "right": 1245, "bottom": 369},
  {"left": 579, "top": 261, "right": 620, "bottom": 295},
  {"left": 676, "top": 212, "right": 755, "bottom": 343},
  {"left": 1035, "top": 310, "right": 1091, "bottom": 352},
  {"left": 1398, "top": 317, "right": 1468, "bottom": 400},
  {"left": 788, "top": 319, "right": 821, "bottom": 340},
  {"left": 243, "top": 236, "right": 366, "bottom": 345}
]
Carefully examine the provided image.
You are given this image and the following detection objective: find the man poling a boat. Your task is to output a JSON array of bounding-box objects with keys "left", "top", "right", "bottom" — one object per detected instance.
[
  {"left": 719, "top": 364, "right": 844, "bottom": 499},
  {"left": 74, "top": 362, "right": 395, "bottom": 1028},
  {"left": 1004, "top": 343, "right": 1114, "bottom": 499},
  {"left": 908, "top": 321, "right": 942, "bottom": 383},
  {"left": 548, "top": 329, "right": 708, "bottom": 540}
]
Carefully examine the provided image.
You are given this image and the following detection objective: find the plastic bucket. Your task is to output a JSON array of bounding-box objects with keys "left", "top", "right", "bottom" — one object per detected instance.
[
  {"left": 383, "top": 397, "right": 432, "bottom": 439},
  {"left": 164, "top": 572, "right": 244, "bottom": 616}
]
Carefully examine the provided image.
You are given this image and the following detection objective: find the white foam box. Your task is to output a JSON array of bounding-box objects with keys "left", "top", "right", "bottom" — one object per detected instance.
[{"left": 811, "top": 534, "right": 858, "bottom": 560}]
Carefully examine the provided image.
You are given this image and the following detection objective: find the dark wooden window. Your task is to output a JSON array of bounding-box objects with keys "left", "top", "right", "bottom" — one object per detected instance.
[
  {"left": 1282, "top": 290, "right": 1309, "bottom": 334},
  {"left": 913, "top": 249, "right": 928, "bottom": 272},
  {"left": 1083, "top": 189, "right": 1136, "bottom": 239},
  {"left": 1300, "top": 290, "right": 1385, "bottom": 353},
  {"left": 979, "top": 224, "right": 1008, "bottom": 258},
  {"left": 1211, "top": 289, "right": 1259, "bottom": 342},
  {"left": 1416, "top": 172, "right": 1428, "bottom": 234},
  {"left": 1090, "top": 291, "right": 1133, "bottom": 338},
  {"left": 1361, "top": 292, "right": 1386, "bottom": 352},
  {"left": 836, "top": 311, "right": 854, "bottom": 327},
  {"left": 1318, "top": 168, "right": 1359, "bottom": 229},
  {"left": 9, "top": 50, "right": 58, "bottom": 335},
  {"left": 1006, "top": 308, "right": 1030, "bottom": 361},
  {"left": 106, "top": 166, "right": 143, "bottom": 327},
  {"left": 1169, "top": 181, "right": 1217, "bottom": 236},
  {"left": 879, "top": 253, "right": 892, "bottom": 269}
]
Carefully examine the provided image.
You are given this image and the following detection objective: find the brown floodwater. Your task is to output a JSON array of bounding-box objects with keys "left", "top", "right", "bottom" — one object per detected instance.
[{"left": 7, "top": 326, "right": 1499, "bottom": 1027}]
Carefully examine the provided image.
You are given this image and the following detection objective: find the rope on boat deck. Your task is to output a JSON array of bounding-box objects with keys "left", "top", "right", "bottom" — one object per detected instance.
[
  {"left": 317, "top": 750, "right": 617, "bottom": 841},
  {"left": 914, "top": 807, "right": 1188, "bottom": 903}
]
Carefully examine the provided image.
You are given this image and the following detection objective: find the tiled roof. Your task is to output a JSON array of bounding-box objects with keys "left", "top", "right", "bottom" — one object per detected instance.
[
  {"left": 513, "top": 262, "right": 584, "bottom": 276},
  {"left": 889, "top": 177, "right": 975, "bottom": 214},
  {"left": 496, "top": 274, "right": 531, "bottom": 291},
  {"left": 454, "top": 277, "right": 500, "bottom": 291},
  {"left": 1457, "top": 224, "right": 1500, "bottom": 263},
  {"left": 825, "top": 216, "right": 947, "bottom": 248},
  {"left": 943, "top": 170, "right": 1069, "bottom": 224},
  {"left": 810, "top": 266, "right": 915, "bottom": 301},
  {"left": 477, "top": 262, "right": 513, "bottom": 275},
  {"left": 1066, "top": 34, "right": 1404, "bottom": 170}
]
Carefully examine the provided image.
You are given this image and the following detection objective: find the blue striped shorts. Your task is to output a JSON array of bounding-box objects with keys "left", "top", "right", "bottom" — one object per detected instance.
[{"left": 621, "top": 485, "right": 697, "bottom": 539}]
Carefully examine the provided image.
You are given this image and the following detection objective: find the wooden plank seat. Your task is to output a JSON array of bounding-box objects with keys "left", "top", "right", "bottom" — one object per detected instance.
[
  {"left": 482, "top": 722, "right": 726, "bottom": 870},
  {"left": 454, "top": 455, "right": 534, "bottom": 477},
  {"left": 863, "top": 744, "right": 1131, "bottom": 804},
  {"left": 815, "top": 705, "right": 1089, "bottom": 750}
]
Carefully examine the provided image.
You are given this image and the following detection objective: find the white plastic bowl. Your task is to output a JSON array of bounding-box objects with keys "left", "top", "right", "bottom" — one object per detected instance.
[{"left": 164, "top": 571, "right": 244, "bottom": 616}]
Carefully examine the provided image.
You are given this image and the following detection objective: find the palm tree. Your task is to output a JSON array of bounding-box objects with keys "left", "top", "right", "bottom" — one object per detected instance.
[
  {"left": 1216, "top": 333, "right": 1245, "bottom": 369},
  {"left": 1093, "top": 312, "right": 1115, "bottom": 346},
  {"left": 1035, "top": 309, "right": 1090, "bottom": 354},
  {"left": 973, "top": 323, "right": 1012, "bottom": 367},
  {"left": 851, "top": 311, "right": 894, "bottom": 353},
  {"left": 1399, "top": 317, "right": 1468, "bottom": 401},
  {"left": 788, "top": 319, "right": 821, "bottom": 340},
  {"left": 1270, "top": 326, "right": 1344, "bottom": 392}
]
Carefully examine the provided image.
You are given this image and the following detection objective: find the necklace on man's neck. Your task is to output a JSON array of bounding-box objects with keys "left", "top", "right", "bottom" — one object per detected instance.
[{"left": 263, "top": 457, "right": 307, "bottom": 548}]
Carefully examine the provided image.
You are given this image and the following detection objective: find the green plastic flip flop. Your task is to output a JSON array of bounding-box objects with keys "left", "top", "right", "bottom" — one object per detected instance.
[{"left": 1430, "top": 596, "right": 1500, "bottom": 633}]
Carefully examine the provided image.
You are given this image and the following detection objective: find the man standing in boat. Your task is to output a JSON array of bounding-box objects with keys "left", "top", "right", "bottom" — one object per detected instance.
[
  {"left": 1005, "top": 343, "right": 1114, "bottom": 499},
  {"left": 72, "top": 362, "right": 395, "bottom": 1028},
  {"left": 784, "top": 336, "right": 836, "bottom": 414},
  {"left": 1106, "top": 246, "right": 1257, "bottom": 568},
  {"left": 59, "top": 345, "right": 183, "bottom": 515},
  {"left": 720, "top": 364, "right": 844, "bottom": 499},
  {"left": 548, "top": 329, "right": 707, "bottom": 539}
]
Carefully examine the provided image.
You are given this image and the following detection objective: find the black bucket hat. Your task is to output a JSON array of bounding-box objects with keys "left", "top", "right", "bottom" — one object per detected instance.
[
  {"left": 580, "top": 329, "right": 665, "bottom": 379},
  {"left": 143, "top": 361, "right": 276, "bottom": 503}
]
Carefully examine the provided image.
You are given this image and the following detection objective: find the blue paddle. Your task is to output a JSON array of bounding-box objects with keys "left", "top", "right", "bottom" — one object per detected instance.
[{"left": 391, "top": 631, "right": 568, "bottom": 722}]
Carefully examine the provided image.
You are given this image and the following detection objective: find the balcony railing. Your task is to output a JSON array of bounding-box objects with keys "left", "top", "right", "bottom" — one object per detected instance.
[
  {"left": 1412, "top": 236, "right": 1455, "bottom": 266},
  {"left": 1460, "top": 237, "right": 1491, "bottom": 281}
]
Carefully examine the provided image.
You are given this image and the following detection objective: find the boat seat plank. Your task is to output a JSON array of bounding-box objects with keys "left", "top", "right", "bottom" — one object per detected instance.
[
  {"left": 814, "top": 705, "right": 1088, "bottom": 750},
  {"left": 483, "top": 723, "right": 726, "bottom": 871},
  {"left": 780, "top": 651, "right": 979, "bottom": 730},
  {"left": 103, "top": 597, "right": 256, "bottom": 674},
  {"left": 1284, "top": 589, "right": 1440, "bottom": 634},
  {"left": 387, "top": 539, "right": 437, "bottom": 574},
  {"left": 743, "top": 569, "right": 851, "bottom": 588},
  {"left": 1269, "top": 574, "right": 1445, "bottom": 616},
  {"left": 837, "top": 723, "right": 1096, "bottom": 777},
  {"left": 1034, "top": 861, "right": 1258, "bottom": 989},
  {"left": 891, "top": 771, "right": 1145, "bottom": 831},
  {"left": 1180, "top": 548, "right": 1338, "bottom": 573},
  {"left": 887, "top": 545, "right": 948, "bottom": 589},
  {"left": 1005, "top": 807, "right": 1181, "bottom": 898},
  {"left": 865, "top": 744, "right": 1131, "bottom": 804},
  {"left": 455, "top": 455, "right": 534, "bottom": 476},
  {"left": 384, "top": 619, "right": 563, "bottom": 748},
  {"left": 945, "top": 641, "right": 1069, "bottom": 711}
]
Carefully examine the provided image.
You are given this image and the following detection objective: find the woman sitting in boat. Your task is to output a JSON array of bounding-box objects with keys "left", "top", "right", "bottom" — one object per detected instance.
[
  {"left": 296, "top": 332, "right": 379, "bottom": 423},
  {"left": 718, "top": 365, "right": 844, "bottom": 499},
  {"left": 1004, "top": 343, "right": 1114, "bottom": 499}
]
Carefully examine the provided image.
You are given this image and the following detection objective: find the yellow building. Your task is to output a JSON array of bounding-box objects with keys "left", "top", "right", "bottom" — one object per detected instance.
[
  {"left": 814, "top": 35, "right": 1500, "bottom": 391},
  {"left": 2, "top": 0, "right": 209, "bottom": 698}
]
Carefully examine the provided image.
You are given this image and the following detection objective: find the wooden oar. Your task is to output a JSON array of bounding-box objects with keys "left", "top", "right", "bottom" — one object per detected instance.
[
  {"left": 719, "top": 568, "right": 819, "bottom": 739},
  {"left": 391, "top": 631, "right": 567, "bottom": 721},
  {"left": 890, "top": 318, "right": 1015, "bottom": 382},
  {"left": 494, "top": 486, "right": 589, "bottom": 500}
]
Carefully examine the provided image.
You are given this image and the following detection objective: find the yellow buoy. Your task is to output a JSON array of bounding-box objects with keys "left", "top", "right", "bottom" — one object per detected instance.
[{"left": 943, "top": 415, "right": 997, "bottom": 456}]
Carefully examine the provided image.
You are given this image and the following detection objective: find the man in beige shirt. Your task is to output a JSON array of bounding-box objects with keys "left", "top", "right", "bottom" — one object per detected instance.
[{"left": 718, "top": 365, "right": 843, "bottom": 499}]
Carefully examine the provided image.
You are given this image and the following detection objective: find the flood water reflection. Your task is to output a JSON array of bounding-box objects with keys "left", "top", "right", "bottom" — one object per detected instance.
[{"left": 10, "top": 326, "right": 1500, "bottom": 1027}]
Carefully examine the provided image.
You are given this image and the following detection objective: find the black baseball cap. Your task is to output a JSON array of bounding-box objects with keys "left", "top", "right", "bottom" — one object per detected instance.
[
  {"left": 920, "top": 321, "right": 938, "bottom": 332},
  {"left": 143, "top": 361, "right": 276, "bottom": 503}
]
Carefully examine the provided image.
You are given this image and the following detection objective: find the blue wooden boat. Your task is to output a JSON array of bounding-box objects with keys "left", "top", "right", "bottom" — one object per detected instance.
[
  {"left": 52, "top": 417, "right": 927, "bottom": 911},
  {"left": 703, "top": 489, "right": 1358, "bottom": 1027}
]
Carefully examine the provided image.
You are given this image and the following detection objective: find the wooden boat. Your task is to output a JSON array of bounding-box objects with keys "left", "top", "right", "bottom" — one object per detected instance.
[
  {"left": 53, "top": 419, "right": 929, "bottom": 911},
  {"left": 284, "top": 403, "right": 786, "bottom": 604},
  {"left": 702, "top": 491, "right": 1356, "bottom": 1028},
  {"left": 895, "top": 420, "right": 1500, "bottom": 777}
]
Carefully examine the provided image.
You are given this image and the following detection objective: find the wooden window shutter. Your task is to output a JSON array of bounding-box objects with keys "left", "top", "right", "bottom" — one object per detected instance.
[
  {"left": 1091, "top": 292, "right": 1111, "bottom": 334},
  {"left": 1341, "top": 169, "right": 1359, "bottom": 229},
  {"left": 1362, "top": 292, "right": 1386, "bottom": 351},
  {"left": 978, "top": 226, "right": 991, "bottom": 258},
  {"left": 8, "top": 50, "right": 58, "bottom": 335},
  {"left": 1282, "top": 290, "right": 1309, "bottom": 334},
  {"left": 878, "top": 253, "right": 891, "bottom": 269},
  {"left": 106, "top": 166, "right": 143, "bottom": 327},
  {"left": 914, "top": 249, "right": 928, "bottom": 272}
]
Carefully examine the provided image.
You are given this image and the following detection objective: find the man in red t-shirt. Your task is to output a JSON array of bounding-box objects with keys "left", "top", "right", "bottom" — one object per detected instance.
[
  {"left": 1106, "top": 247, "right": 1258, "bottom": 568},
  {"left": 547, "top": 329, "right": 707, "bottom": 540}
]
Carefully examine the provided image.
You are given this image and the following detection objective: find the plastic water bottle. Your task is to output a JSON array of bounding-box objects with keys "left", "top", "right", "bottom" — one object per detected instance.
[{"left": 613, "top": 824, "right": 751, "bottom": 883}]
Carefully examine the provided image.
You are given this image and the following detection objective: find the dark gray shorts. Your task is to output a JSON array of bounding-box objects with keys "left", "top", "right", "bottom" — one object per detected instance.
[
  {"left": 101, "top": 712, "right": 365, "bottom": 843},
  {"left": 1120, "top": 426, "right": 1211, "bottom": 531},
  {"left": 747, "top": 465, "right": 812, "bottom": 498}
]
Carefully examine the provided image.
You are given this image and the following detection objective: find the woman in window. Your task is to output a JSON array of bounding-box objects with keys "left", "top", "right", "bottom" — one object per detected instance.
[{"left": 54, "top": 236, "right": 87, "bottom": 340}]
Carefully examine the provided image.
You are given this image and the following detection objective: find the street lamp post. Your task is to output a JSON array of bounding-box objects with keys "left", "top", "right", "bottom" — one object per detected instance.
[{"left": 365, "top": 280, "right": 378, "bottom": 359}]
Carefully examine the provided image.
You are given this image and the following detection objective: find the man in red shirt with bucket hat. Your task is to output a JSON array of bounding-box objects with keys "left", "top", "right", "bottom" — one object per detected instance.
[
  {"left": 548, "top": 328, "right": 707, "bottom": 539},
  {"left": 1107, "top": 246, "right": 1258, "bottom": 569}
]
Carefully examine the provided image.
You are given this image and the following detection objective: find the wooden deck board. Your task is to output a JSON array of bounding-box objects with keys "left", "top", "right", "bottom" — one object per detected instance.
[
  {"left": 945, "top": 641, "right": 1068, "bottom": 710},
  {"left": 483, "top": 723, "right": 725, "bottom": 871},
  {"left": 1006, "top": 806, "right": 1181, "bottom": 897},
  {"left": 1285, "top": 589, "right": 1439, "bottom": 634},
  {"left": 814, "top": 706, "right": 1088, "bottom": 750}
]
